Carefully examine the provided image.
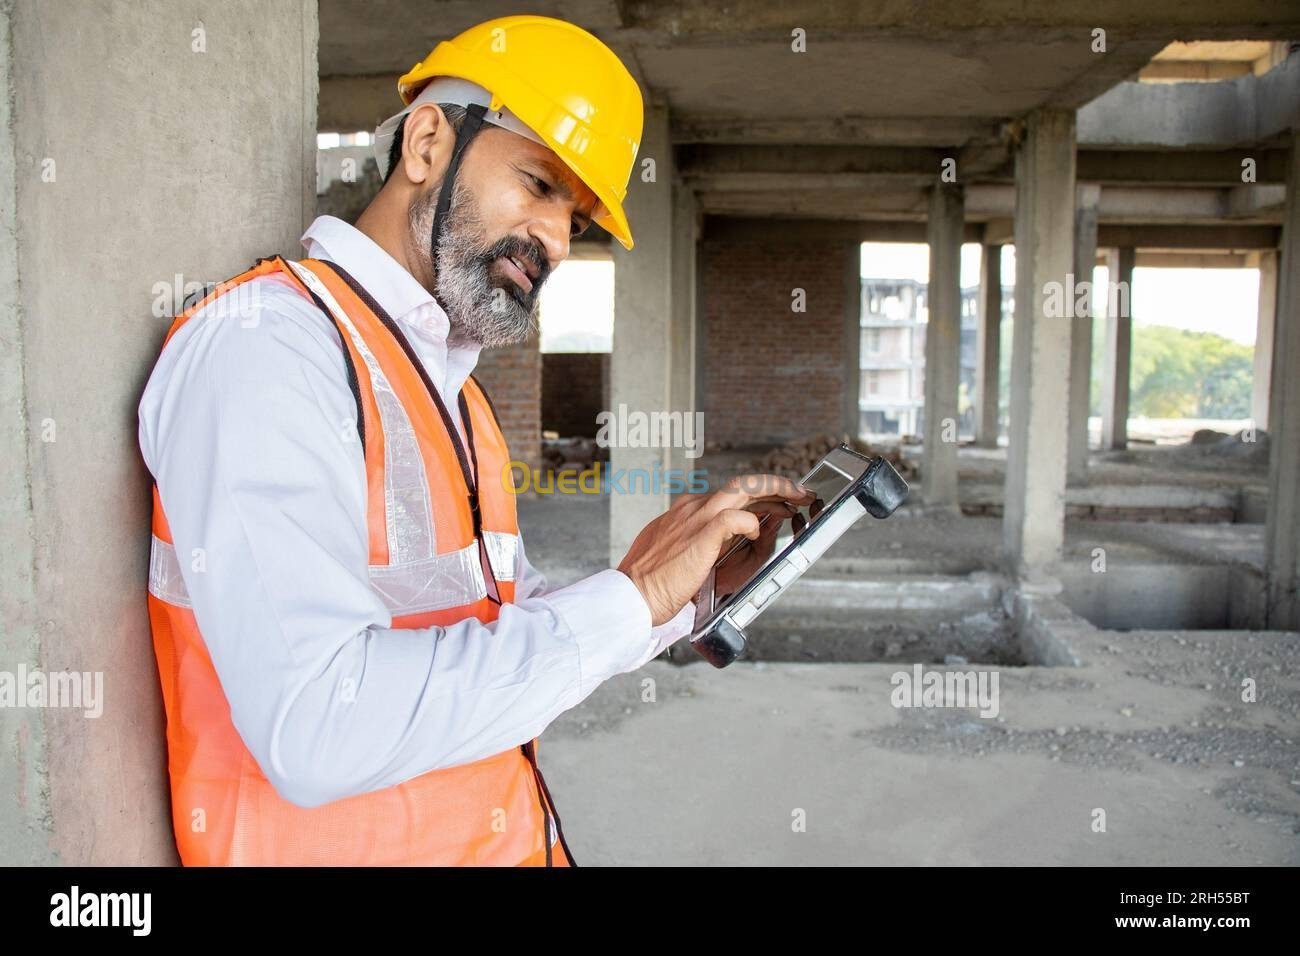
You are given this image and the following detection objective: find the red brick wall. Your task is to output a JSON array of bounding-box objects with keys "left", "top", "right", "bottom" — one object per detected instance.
[
  {"left": 473, "top": 331, "right": 541, "bottom": 470},
  {"left": 701, "top": 233, "right": 849, "bottom": 447},
  {"left": 541, "top": 352, "right": 609, "bottom": 438}
]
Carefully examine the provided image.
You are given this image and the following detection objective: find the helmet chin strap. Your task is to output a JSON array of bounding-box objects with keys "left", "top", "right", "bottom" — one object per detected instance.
[{"left": 429, "top": 102, "right": 489, "bottom": 290}]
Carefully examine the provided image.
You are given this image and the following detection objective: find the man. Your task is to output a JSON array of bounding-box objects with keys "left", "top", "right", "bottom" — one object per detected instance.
[{"left": 138, "top": 14, "right": 809, "bottom": 867}]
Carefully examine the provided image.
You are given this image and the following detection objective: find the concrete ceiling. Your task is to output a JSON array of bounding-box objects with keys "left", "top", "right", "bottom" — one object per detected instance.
[
  {"left": 319, "top": 1, "right": 1300, "bottom": 127},
  {"left": 317, "top": 0, "right": 1300, "bottom": 232},
  {"left": 319, "top": 0, "right": 1183, "bottom": 136}
]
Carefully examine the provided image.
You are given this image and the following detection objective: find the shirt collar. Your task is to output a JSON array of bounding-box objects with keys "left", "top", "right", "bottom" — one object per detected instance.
[{"left": 299, "top": 215, "right": 482, "bottom": 405}]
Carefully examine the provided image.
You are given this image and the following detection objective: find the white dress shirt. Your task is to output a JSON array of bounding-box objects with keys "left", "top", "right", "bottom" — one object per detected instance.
[{"left": 138, "top": 215, "right": 695, "bottom": 809}]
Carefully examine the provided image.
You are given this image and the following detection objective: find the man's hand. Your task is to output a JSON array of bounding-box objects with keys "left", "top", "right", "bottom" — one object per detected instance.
[
  {"left": 712, "top": 497, "right": 807, "bottom": 601},
  {"left": 617, "top": 474, "right": 815, "bottom": 626}
]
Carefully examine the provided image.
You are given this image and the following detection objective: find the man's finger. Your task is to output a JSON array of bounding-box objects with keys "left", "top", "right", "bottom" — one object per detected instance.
[
  {"left": 703, "top": 473, "right": 814, "bottom": 519},
  {"left": 706, "top": 508, "right": 760, "bottom": 551}
]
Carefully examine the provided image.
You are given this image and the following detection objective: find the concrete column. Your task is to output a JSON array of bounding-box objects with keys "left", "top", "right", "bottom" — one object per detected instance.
[
  {"left": 668, "top": 182, "right": 698, "bottom": 477},
  {"left": 1066, "top": 185, "right": 1100, "bottom": 484},
  {"left": 974, "top": 244, "right": 1002, "bottom": 447},
  {"left": 1002, "top": 110, "right": 1077, "bottom": 573},
  {"left": 843, "top": 242, "right": 863, "bottom": 437},
  {"left": 611, "top": 104, "right": 674, "bottom": 566},
  {"left": 0, "top": 0, "right": 318, "bottom": 864},
  {"left": 1252, "top": 250, "right": 1278, "bottom": 431},
  {"left": 922, "top": 183, "right": 965, "bottom": 507},
  {"left": 1265, "top": 129, "right": 1300, "bottom": 629},
  {"left": 1100, "top": 247, "right": 1136, "bottom": 450}
]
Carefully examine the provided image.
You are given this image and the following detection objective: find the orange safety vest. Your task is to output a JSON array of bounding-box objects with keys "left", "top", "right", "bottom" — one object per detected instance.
[{"left": 145, "top": 255, "right": 573, "bottom": 866}]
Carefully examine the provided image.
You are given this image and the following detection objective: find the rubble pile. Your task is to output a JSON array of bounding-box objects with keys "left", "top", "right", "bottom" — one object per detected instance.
[
  {"left": 750, "top": 432, "right": 918, "bottom": 480},
  {"left": 541, "top": 434, "right": 609, "bottom": 472}
]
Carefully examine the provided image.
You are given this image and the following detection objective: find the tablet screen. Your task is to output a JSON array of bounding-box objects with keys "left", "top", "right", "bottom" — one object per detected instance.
[{"left": 708, "top": 448, "right": 871, "bottom": 608}]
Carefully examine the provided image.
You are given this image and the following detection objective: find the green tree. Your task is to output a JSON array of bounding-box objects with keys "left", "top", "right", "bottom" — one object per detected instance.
[{"left": 1125, "top": 325, "right": 1253, "bottom": 419}]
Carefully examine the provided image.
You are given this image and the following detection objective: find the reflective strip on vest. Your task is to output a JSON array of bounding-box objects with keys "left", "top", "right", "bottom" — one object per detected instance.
[
  {"left": 149, "top": 533, "right": 522, "bottom": 616},
  {"left": 148, "top": 536, "right": 192, "bottom": 609},
  {"left": 483, "top": 530, "right": 518, "bottom": 582},
  {"left": 368, "top": 540, "right": 485, "bottom": 614},
  {"left": 287, "top": 260, "right": 435, "bottom": 566}
]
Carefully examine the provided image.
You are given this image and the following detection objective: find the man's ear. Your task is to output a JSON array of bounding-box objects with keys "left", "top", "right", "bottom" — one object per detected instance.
[{"left": 398, "top": 102, "right": 454, "bottom": 187}]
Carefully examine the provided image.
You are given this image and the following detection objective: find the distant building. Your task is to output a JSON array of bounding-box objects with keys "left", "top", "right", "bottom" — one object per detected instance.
[{"left": 858, "top": 277, "right": 1014, "bottom": 438}]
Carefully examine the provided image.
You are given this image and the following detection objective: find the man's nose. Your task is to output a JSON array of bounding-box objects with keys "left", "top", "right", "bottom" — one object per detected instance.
[{"left": 530, "top": 212, "right": 571, "bottom": 271}]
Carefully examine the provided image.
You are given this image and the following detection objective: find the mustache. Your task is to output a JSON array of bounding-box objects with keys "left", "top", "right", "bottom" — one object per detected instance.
[{"left": 480, "top": 235, "right": 550, "bottom": 294}]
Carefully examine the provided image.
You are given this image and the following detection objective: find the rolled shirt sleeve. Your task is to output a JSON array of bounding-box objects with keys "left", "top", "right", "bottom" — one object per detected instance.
[{"left": 514, "top": 518, "right": 697, "bottom": 676}]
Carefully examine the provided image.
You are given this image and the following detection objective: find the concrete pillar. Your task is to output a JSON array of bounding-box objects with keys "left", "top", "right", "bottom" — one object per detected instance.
[
  {"left": 0, "top": 0, "right": 318, "bottom": 864},
  {"left": 611, "top": 104, "right": 674, "bottom": 566},
  {"left": 922, "top": 183, "right": 965, "bottom": 507},
  {"left": 1252, "top": 250, "right": 1278, "bottom": 431},
  {"left": 1066, "top": 185, "right": 1100, "bottom": 484},
  {"left": 974, "top": 244, "right": 1002, "bottom": 447},
  {"left": 1002, "top": 110, "right": 1077, "bottom": 573},
  {"left": 1265, "top": 129, "right": 1300, "bottom": 629},
  {"left": 1100, "top": 247, "right": 1136, "bottom": 450},
  {"left": 843, "top": 243, "right": 863, "bottom": 438},
  {"left": 668, "top": 182, "right": 698, "bottom": 477}
]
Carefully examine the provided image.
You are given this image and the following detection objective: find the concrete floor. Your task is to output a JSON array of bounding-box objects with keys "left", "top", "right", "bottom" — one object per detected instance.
[{"left": 521, "top": 446, "right": 1300, "bottom": 865}]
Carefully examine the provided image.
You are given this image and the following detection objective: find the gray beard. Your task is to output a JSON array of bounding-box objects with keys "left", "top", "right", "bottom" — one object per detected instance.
[{"left": 408, "top": 181, "right": 540, "bottom": 348}]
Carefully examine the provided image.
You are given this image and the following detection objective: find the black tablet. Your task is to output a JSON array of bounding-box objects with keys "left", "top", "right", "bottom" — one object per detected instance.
[{"left": 689, "top": 445, "right": 909, "bottom": 667}]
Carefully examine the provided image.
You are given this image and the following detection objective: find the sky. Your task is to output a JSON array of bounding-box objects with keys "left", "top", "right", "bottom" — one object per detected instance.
[{"left": 538, "top": 259, "right": 615, "bottom": 352}]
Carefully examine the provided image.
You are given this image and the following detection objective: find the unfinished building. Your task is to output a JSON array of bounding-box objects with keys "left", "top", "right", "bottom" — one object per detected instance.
[{"left": 3, "top": 1, "right": 1300, "bottom": 865}]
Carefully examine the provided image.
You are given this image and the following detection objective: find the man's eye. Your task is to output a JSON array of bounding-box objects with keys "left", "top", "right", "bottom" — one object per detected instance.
[
  {"left": 530, "top": 174, "right": 551, "bottom": 196},
  {"left": 570, "top": 218, "right": 589, "bottom": 238}
]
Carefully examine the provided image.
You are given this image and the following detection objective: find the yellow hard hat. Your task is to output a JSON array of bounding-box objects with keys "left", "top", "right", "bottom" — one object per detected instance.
[{"left": 398, "top": 15, "right": 644, "bottom": 250}]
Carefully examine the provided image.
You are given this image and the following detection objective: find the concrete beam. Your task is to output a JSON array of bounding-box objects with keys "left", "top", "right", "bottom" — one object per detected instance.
[
  {"left": 696, "top": 191, "right": 1285, "bottom": 237},
  {"left": 1077, "top": 149, "right": 1290, "bottom": 185},
  {"left": 1098, "top": 185, "right": 1285, "bottom": 223},
  {"left": 1067, "top": 185, "right": 1100, "bottom": 485},
  {"left": 1096, "top": 224, "right": 1280, "bottom": 250},
  {"left": 1222, "top": 184, "right": 1287, "bottom": 219},
  {"left": 1101, "top": 248, "right": 1137, "bottom": 450},
  {"left": 319, "top": 73, "right": 393, "bottom": 133},
  {"left": 717, "top": 181, "right": 1285, "bottom": 224},
  {"left": 1079, "top": 52, "right": 1300, "bottom": 149},
  {"left": 687, "top": 172, "right": 940, "bottom": 193},
  {"left": 984, "top": 219, "right": 1015, "bottom": 246},
  {"left": 672, "top": 115, "right": 1004, "bottom": 147},
  {"left": 611, "top": 104, "right": 674, "bottom": 566},
  {"left": 691, "top": 157, "right": 1288, "bottom": 226},
  {"left": 922, "top": 184, "right": 965, "bottom": 507},
  {"left": 620, "top": 2, "right": 1300, "bottom": 38},
  {"left": 679, "top": 144, "right": 949, "bottom": 180},
  {"left": 1265, "top": 129, "right": 1300, "bottom": 629},
  {"left": 696, "top": 191, "right": 944, "bottom": 222},
  {"left": 1003, "top": 109, "right": 1077, "bottom": 574},
  {"left": 701, "top": 216, "right": 982, "bottom": 244},
  {"left": 0, "top": 0, "right": 318, "bottom": 865},
  {"left": 686, "top": 145, "right": 1292, "bottom": 187},
  {"left": 1134, "top": 251, "right": 1253, "bottom": 268},
  {"left": 974, "top": 244, "right": 1003, "bottom": 448},
  {"left": 566, "top": 234, "right": 615, "bottom": 259}
]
